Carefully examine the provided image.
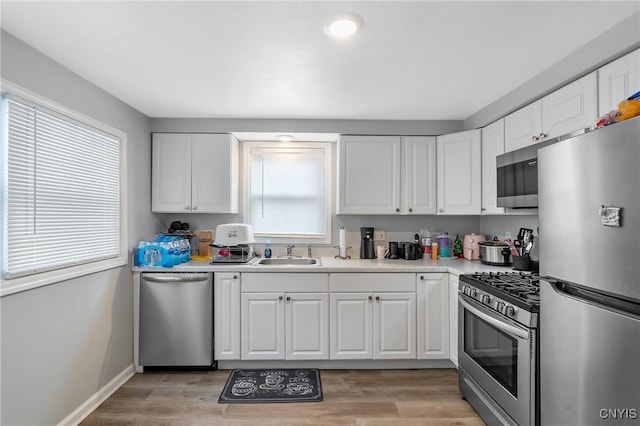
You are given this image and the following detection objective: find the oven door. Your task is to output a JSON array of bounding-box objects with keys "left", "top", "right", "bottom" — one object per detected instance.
[{"left": 458, "top": 294, "right": 535, "bottom": 426}]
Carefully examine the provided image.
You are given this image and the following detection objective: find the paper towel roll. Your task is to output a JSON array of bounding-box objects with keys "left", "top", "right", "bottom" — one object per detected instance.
[{"left": 339, "top": 227, "right": 347, "bottom": 258}]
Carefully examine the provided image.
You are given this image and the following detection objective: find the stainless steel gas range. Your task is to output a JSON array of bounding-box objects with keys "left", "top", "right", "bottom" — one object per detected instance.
[{"left": 458, "top": 272, "right": 540, "bottom": 426}]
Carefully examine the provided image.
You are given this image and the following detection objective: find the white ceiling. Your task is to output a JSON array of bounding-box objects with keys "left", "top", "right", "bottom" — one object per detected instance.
[{"left": 1, "top": 1, "right": 638, "bottom": 120}]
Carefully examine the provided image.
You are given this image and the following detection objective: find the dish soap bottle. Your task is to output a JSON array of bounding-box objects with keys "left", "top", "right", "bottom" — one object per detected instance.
[{"left": 264, "top": 240, "right": 272, "bottom": 258}]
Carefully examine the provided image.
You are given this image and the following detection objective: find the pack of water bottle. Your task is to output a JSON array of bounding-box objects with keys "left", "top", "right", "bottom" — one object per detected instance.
[{"left": 135, "top": 234, "right": 191, "bottom": 267}]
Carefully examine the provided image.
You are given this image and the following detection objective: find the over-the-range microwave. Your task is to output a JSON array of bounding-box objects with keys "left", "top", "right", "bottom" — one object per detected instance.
[{"left": 496, "top": 128, "right": 589, "bottom": 209}]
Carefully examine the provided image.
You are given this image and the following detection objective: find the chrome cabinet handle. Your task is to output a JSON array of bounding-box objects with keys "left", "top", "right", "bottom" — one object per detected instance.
[
  {"left": 532, "top": 135, "right": 539, "bottom": 141},
  {"left": 539, "top": 132, "right": 547, "bottom": 139},
  {"left": 286, "top": 296, "right": 291, "bottom": 302},
  {"left": 439, "top": 208, "right": 444, "bottom": 213}
]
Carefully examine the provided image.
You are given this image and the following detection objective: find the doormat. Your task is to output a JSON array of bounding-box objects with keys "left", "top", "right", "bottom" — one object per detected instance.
[{"left": 218, "top": 368, "right": 322, "bottom": 403}]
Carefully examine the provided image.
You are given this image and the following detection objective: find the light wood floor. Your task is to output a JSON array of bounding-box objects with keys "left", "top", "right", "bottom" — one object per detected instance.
[{"left": 82, "top": 369, "right": 485, "bottom": 425}]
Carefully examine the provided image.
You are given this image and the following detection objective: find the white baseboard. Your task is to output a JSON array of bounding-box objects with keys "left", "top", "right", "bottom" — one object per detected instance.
[{"left": 58, "top": 364, "right": 135, "bottom": 426}]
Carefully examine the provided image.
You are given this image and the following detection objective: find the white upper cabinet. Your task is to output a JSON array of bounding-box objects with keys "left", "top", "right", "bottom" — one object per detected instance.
[
  {"left": 598, "top": 49, "right": 640, "bottom": 116},
  {"left": 338, "top": 135, "right": 401, "bottom": 214},
  {"left": 436, "top": 129, "right": 482, "bottom": 215},
  {"left": 505, "top": 72, "right": 598, "bottom": 152},
  {"left": 403, "top": 136, "right": 437, "bottom": 214},
  {"left": 542, "top": 72, "right": 597, "bottom": 139},
  {"left": 152, "top": 133, "right": 239, "bottom": 213},
  {"left": 481, "top": 119, "right": 505, "bottom": 215},
  {"left": 337, "top": 135, "right": 436, "bottom": 214},
  {"left": 504, "top": 101, "right": 543, "bottom": 153}
]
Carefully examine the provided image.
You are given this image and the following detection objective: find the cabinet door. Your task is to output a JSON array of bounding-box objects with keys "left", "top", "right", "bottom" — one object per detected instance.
[
  {"left": 403, "top": 136, "right": 437, "bottom": 214},
  {"left": 338, "top": 135, "right": 401, "bottom": 214},
  {"left": 436, "top": 129, "right": 482, "bottom": 215},
  {"left": 214, "top": 272, "right": 241, "bottom": 360},
  {"left": 241, "top": 293, "right": 285, "bottom": 360},
  {"left": 151, "top": 133, "right": 192, "bottom": 213},
  {"left": 481, "top": 119, "right": 505, "bottom": 215},
  {"left": 504, "top": 101, "right": 543, "bottom": 153},
  {"left": 330, "top": 293, "right": 373, "bottom": 359},
  {"left": 542, "top": 72, "right": 597, "bottom": 139},
  {"left": 191, "top": 134, "right": 239, "bottom": 213},
  {"left": 374, "top": 292, "right": 416, "bottom": 359},
  {"left": 285, "top": 293, "right": 329, "bottom": 360},
  {"left": 417, "top": 274, "right": 449, "bottom": 360},
  {"left": 598, "top": 49, "right": 640, "bottom": 116},
  {"left": 449, "top": 275, "right": 460, "bottom": 367}
]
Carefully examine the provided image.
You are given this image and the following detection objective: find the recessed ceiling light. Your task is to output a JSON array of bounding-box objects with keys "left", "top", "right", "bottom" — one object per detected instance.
[
  {"left": 276, "top": 134, "right": 294, "bottom": 143},
  {"left": 324, "top": 13, "right": 363, "bottom": 38}
]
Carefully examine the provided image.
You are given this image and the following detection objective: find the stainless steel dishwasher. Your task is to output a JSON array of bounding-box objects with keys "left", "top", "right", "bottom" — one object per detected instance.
[{"left": 139, "top": 272, "right": 213, "bottom": 367}]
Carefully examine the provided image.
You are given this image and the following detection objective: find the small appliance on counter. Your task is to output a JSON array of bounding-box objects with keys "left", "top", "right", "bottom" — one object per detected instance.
[
  {"left": 360, "top": 227, "right": 375, "bottom": 259},
  {"left": 477, "top": 240, "right": 512, "bottom": 266},
  {"left": 210, "top": 223, "right": 256, "bottom": 264},
  {"left": 463, "top": 233, "right": 485, "bottom": 260}
]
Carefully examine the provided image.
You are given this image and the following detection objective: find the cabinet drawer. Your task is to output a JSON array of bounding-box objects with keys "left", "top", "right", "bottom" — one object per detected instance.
[
  {"left": 330, "top": 273, "right": 415, "bottom": 292},
  {"left": 242, "top": 273, "right": 329, "bottom": 293}
]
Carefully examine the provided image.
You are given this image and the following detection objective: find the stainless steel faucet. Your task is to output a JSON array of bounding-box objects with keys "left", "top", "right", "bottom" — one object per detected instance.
[
  {"left": 307, "top": 244, "right": 312, "bottom": 258},
  {"left": 286, "top": 243, "right": 295, "bottom": 257}
]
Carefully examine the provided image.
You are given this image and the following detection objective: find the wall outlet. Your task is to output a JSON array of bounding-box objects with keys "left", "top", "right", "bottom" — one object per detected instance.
[{"left": 374, "top": 230, "right": 386, "bottom": 241}]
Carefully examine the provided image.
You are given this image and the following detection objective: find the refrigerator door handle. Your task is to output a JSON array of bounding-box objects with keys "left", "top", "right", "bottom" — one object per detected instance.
[{"left": 459, "top": 297, "right": 529, "bottom": 340}]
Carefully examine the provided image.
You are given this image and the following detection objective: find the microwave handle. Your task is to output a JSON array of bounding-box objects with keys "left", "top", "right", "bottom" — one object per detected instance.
[{"left": 459, "top": 297, "right": 529, "bottom": 340}]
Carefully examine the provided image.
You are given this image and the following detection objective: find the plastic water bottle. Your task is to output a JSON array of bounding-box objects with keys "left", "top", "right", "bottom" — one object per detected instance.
[{"left": 264, "top": 240, "right": 272, "bottom": 258}]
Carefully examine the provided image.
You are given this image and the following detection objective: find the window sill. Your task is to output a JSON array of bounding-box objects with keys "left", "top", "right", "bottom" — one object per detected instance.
[{"left": 0, "top": 257, "right": 128, "bottom": 297}]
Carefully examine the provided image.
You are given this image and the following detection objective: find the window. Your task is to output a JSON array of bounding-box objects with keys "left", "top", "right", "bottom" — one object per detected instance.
[
  {"left": 1, "top": 89, "right": 126, "bottom": 295},
  {"left": 244, "top": 142, "right": 332, "bottom": 243}
]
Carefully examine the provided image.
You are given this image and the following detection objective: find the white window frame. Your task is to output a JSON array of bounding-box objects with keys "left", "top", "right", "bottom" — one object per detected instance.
[
  {"left": 242, "top": 141, "right": 333, "bottom": 245},
  {"left": 0, "top": 80, "right": 128, "bottom": 297}
]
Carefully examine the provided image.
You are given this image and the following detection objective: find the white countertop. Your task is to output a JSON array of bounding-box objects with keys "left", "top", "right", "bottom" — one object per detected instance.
[{"left": 132, "top": 256, "right": 515, "bottom": 275}]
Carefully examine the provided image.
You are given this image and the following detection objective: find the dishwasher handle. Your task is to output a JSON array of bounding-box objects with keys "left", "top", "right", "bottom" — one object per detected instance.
[{"left": 142, "top": 274, "right": 210, "bottom": 283}]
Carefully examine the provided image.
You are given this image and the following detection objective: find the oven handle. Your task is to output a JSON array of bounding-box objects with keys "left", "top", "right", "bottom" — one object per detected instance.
[{"left": 459, "top": 297, "right": 529, "bottom": 340}]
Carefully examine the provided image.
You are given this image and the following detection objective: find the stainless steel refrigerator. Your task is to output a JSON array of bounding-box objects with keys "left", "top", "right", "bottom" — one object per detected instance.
[{"left": 538, "top": 116, "right": 640, "bottom": 425}]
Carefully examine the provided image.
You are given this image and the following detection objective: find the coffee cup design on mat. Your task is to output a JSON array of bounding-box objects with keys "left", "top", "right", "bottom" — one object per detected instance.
[
  {"left": 285, "top": 382, "right": 313, "bottom": 395},
  {"left": 231, "top": 380, "right": 257, "bottom": 397}
]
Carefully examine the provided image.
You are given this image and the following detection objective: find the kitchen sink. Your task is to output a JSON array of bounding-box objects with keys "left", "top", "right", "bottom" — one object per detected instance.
[{"left": 255, "top": 258, "right": 322, "bottom": 266}]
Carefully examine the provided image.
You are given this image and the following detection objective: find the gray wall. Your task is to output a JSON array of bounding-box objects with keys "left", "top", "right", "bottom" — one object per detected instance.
[
  {"left": 150, "top": 117, "right": 463, "bottom": 136},
  {"left": 465, "top": 12, "right": 640, "bottom": 129},
  {"left": 0, "top": 31, "right": 157, "bottom": 425}
]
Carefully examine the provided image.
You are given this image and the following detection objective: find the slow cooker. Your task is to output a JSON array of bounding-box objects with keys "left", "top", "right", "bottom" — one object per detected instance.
[{"left": 478, "top": 240, "right": 512, "bottom": 266}]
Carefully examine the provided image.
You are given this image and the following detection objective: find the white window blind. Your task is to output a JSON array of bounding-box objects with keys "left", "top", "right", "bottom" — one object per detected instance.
[
  {"left": 249, "top": 146, "right": 329, "bottom": 238},
  {"left": 2, "top": 95, "right": 122, "bottom": 279}
]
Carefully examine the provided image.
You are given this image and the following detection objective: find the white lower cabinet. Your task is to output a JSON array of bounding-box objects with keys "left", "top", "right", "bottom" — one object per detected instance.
[
  {"left": 214, "top": 272, "right": 241, "bottom": 360},
  {"left": 329, "top": 273, "right": 416, "bottom": 360},
  {"left": 417, "top": 273, "right": 449, "bottom": 359},
  {"left": 240, "top": 273, "right": 329, "bottom": 360},
  {"left": 449, "top": 274, "right": 460, "bottom": 367}
]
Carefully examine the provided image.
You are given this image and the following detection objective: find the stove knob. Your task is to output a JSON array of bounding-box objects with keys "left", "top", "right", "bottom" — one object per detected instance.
[
  {"left": 497, "top": 301, "right": 505, "bottom": 314},
  {"left": 482, "top": 294, "right": 492, "bottom": 305},
  {"left": 505, "top": 306, "right": 515, "bottom": 317},
  {"left": 469, "top": 288, "right": 477, "bottom": 297}
]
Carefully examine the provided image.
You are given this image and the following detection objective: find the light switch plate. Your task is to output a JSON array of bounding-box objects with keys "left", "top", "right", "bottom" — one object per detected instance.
[{"left": 374, "top": 230, "right": 385, "bottom": 241}]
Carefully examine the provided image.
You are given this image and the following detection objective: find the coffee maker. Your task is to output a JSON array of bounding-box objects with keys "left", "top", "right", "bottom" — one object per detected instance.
[{"left": 360, "top": 227, "right": 375, "bottom": 259}]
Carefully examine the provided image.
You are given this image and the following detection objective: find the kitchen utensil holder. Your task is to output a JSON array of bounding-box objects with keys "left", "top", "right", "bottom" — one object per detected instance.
[{"left": 512, "top": 255, "right": 532, "bottom": 271}]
